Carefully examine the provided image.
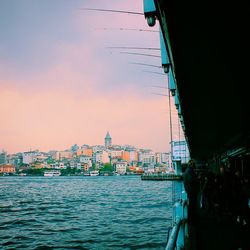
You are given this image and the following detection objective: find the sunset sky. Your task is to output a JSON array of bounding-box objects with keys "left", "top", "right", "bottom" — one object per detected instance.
[{"left": 0, "top": 0, "right": 183, "bottom": 154}]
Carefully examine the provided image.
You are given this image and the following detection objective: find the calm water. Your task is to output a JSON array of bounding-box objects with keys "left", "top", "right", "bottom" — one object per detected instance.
[{"left": 0, "top": 176, "right": 172, "bottom": 250}]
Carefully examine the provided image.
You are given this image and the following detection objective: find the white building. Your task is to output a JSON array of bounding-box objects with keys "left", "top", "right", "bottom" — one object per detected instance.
[
  {"left": 101, "top": 151, "right": 110, "bottom": 164},
  {"left": 22, "top": 151, "right": 39, "bottom": 164},
  {"left": 115, "top": 161, "right": 127, "bottom": 174},
  {"left": 138, "top": 150, "right": 155, "bottom": 164},
  {"left": 172, "top": 141, "right": 190, "bottom": 164},
  {"left": 110, "top": 150, "right": 123, "bottom": 158},
  {"left": 79, "top": 156, "right": 92, "bottom": 168},
  {"left": 92, "top": 145, "right": 105, "bottom": 153},
  {"left": 93, "top": 151, "right": 102, "bottom": 163},
  {"left": 128, "top": 150, "right": 138, "bottom": 163},
  {"left": 50, "top": 162, "right": 66, "bottom": 169},
  {"left": 160, "top": 152, "right": 171, "bottom": 167},
  {"left": 93, "top": 151, "right": 110, "bottom": 164}
]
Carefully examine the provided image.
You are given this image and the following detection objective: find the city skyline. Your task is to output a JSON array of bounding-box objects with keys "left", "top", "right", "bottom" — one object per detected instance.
[
  {"left": 1, "top": 131, "right": 168, "bottom": 155},
  {"left": 0, "top": 0, "right": 184, "bottom": 154}
]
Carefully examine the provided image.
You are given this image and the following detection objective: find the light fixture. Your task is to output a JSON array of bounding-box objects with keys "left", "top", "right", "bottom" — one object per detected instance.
[
  {"left": 171, "top": 89, "right": 176, "bottom": 96},
  {"left": 146, "top": 16, "right": 156, "bottom": 27},
  {"left": 163, "top": 64, "right": 170, "bottom": 73},
  {"left": 143, "top": 0, "right": 157, "bottom": 27}
]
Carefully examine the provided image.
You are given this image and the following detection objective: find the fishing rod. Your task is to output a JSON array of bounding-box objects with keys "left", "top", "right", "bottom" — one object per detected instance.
[
  {"left": 151, "top": 92, "right": 169, "bottom": 97},
  {"left": 106, "top": 46, "right": 160, "bottom": 51},
  {"left": 80, "top": 8, "right": 143, "bottom": 15},
  {"left": 129, "top": 62, "right": 162, "bottom": 69},
  {"left": 150, "top": 85, "right": 168, "bottom": 89},
  {"left": 142, "top": 70, "right": 166, "bottom": 76},
  {"left": 143, "top": 85, "right": 168, "bottom": 89},
  {"left": 96, "top": 28, "right": 158, "bottom": 33},
  {"left": 120, "top": 52, "right": 160, "bottom": 58}
]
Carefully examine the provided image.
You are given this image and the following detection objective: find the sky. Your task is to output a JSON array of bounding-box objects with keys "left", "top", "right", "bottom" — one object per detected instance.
[{"left": 0, "top": 0, "right": 184, "bottom": 154}]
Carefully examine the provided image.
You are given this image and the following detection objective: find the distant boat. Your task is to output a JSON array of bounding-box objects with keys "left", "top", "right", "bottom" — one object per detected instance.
[
  {"left": 89, "top": 170, "right": 99, "bottom": 176},
  {"left": 44, "top": 170, "right": 61, "bottom": 177},
  {"left": 19, "top": 173, "right": 27, "bottom": 176}
]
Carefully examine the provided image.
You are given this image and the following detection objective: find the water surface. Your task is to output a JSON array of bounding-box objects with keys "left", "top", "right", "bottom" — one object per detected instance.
[{"left": 0, "top": 176, "right": 172, "bottom": 250}]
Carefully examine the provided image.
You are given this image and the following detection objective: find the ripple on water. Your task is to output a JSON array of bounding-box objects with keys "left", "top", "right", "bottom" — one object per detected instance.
[{"left": 0, "top": 176, "right": 172, "bottom": 250}]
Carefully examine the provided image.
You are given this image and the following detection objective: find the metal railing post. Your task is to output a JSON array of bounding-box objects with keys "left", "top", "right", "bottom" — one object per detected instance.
[{"left": 166, "top": 188, "right": 188, "bottom": 250}]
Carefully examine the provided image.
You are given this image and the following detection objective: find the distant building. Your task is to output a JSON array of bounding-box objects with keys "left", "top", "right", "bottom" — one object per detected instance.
[
  {"left": 54, "top": 151, "right": 73, "bottom": 160},
  {"left": 121, "top": 150, "right": 138, "bottom": 164},
  {"left": 77, "top": 148, "right": 93, "bottom": 157},
  {"left": 110, "top": 150, "right": 123, "bottom": 158},
  {"left": 79, "top": 155, "right": 92, "bottom": 168},
  {"left": 92, "top": 145, "right": 105, "bottom": 153},
  {"left": 71, "top": 144, "right": 79, "bottom": 152},
  {"left": 7, "top": 153, "right": 22, "bottom": 167},
  {"left": 159, "top": 152, "right": 171, "bottom": 168},
  {"left": 93, "top": 151, "right": 110, "bottom": 164},
  {"left": 104, "top": 132, "right": 112, "bottom": 148},
  {"left": 102, "top": 151, "right": 110, "bottom": 164},
  {"left": 0, "top": 151, "right": 7, "bottom": 165},
  {"left": 138, "top": 150, "right": 155, "bottom": 164},
  {"left": 0, "top": 164, "right": 15, "bottom": 174},
  {"left": 22, "top": 151, "right": 39, "bottom": 164},
  {"left": 50, "top": 162, "right": 66, "bottom": 169},
  {"left": 115, "top": 161, "right": 127, "bottom": 174}
]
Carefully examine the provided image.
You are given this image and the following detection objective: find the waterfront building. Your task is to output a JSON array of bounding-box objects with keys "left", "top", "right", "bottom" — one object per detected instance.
[
  {"left": 156, "top": 152, "right": 171, "bottom": 169},
  {"left": 93, "top": 151, "right": 102, "bottom": 164},
  {"left": 0, "top": 164, "right": 15, "bottom": 174},
  {"left": 115, "top": 161, "right": 127, "bottom": 174},
  {"left": 104, "top": 132, "right": 112, "bottom": 148},
  {"left": 79, "top": 155, "right": 92, "bottom": 168},
  {"left": 82, "top": 163, "right": 89, "bottom": 172},
  {"left": 138, "top": 150, "right": 155, "bottom": 164},
  {"left": 31, "top": 163, "right": 47, "bottom": 169},
  {"left": 50, "top": 162, "right": 66, "bottom": 169}
]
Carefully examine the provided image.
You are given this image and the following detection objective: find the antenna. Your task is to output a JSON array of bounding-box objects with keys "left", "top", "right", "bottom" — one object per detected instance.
[{"left": 80, "top": 8, "right": 143, "bottom": 15}]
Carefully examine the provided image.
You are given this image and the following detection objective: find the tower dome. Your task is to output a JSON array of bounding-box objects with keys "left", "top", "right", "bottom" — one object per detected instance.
[{"left": 105, "top": 131, "right": 112, "bottom": 147}]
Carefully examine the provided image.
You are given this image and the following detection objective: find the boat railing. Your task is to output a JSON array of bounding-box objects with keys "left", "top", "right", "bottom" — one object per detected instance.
[{"left": 166, "top": 191, "right": 188, "bottom": 250}]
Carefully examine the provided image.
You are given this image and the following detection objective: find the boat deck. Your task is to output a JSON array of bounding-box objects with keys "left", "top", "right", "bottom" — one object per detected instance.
[{"left": 141, "top": 174, "right": 182, "bottom": 181}]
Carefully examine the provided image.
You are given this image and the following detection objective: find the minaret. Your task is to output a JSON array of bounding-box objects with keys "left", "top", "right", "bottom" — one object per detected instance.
[{"left": 105, "top": 131, "right": 112, "bottom": 148}]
